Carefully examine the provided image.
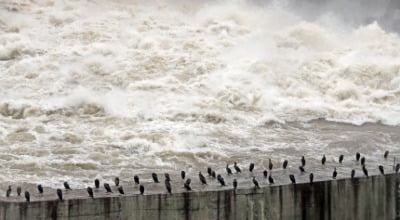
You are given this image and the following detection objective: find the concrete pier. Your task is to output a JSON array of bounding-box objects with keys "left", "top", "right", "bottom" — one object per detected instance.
[{"left": 0, "top": 156, "right": 399, "bottom": 220}]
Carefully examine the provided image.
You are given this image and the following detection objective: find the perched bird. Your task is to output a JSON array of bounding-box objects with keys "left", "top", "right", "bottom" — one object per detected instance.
[
  {"left": 56, "top": 189, "right": 63, "bottom": 201},
  {"left": 94, "top": 179, "right": 100, "bottom": 189},
  {"left": 361, "top": 157, "right": 366, "bottom": 166},
  {"left": 114, "top": 177, "right": 120, "bottom": 187},
  {"left": 332, "top": 168, "right": 337, "bottom": 179},
  {"left": 37, "top": 184, "right": 43, "bottom": 194},
  {"left": 289, "top": 174, "right": 296, "bottom": 184},
  {"left": 233, "top": 179, "right": 238, "bottom": 190},
  {"left": 152, "top": 173, "right": 159, "bottom": 183},
  {"left": 362, "top": 165, "right": 369, "bottom": 178},
  {"left": 184, "top": 179, "right": 192, "bottom": 191},
  {"left": 211, "top": 171, "right": 216, "bottom": 178},
  {"left": 139, "top": 185, "right": 144, "bottom": 195},
  {"left": 226, "top": 164, "right": 233, "bottom": 175},
  {"left": 207, "top": 167, "right": 212, "bottom": 176},
  {"left": 356, "top": 152, "right": 361, "bottom": 162},
  {"left": 283, "top": 160, "right": 288, "bottom": 169},
  {"left": 339, "top": 155, "right": 344, "bottom": 163},
  {"left": 268, "top": 175, "right": 274, "bottom": 184},
  {"left": 268, "top": 159, "right": 273, "bottom": 170},
  {"left": 181, "top": 171, "right": 186, "bottom": 180},
  {"left": 118, "top": 186, "right": 125, "bottom": 195},
  {"left": 17, "top": 186, "right": 21, "bottom": 196},
  {"left": 165, "top": 180, "right": 172, "bottom": 194},
  {"left": 87, "top": 187, "right": 94, "bottom": 198},
  {"left": 321, "top": 155, "right": 326, "bottom": 165},
  {"left": 249, "top": 163, "right": 255, "bottom": 172},
  {"left": 234, "top": 162, "right": 241, "bottom": 173},
  {"left": 25, "top": 191, "right": 30, "bottom": 203},
  {"left": 165, "top": 173, "right": 171, "bottom": 182},
  {"left": 379, "top": 165, "right": 384, "bottom": 175},
  {"left": 64, "top": 182, "right": 71, "bottom": 190},
  {"left": 396, "top": 164, "right": 400, "bottom": 173},
  {"left": 134, "top": 175, "right": 140, "bottom": 185},
  {"left": 104, "top": 183, "right": 112, "bottom": 193},
  {"left": 6, "top": 186, "right": 11, "bottom": 197},
  {"left": 217, "top": 174, "right": 226, "bottom": 186},
  {"left": 309, "top": 173, "right": 314, "bottom": 184},
  {"left": 263, "top": 170, "right": 268, "bottom": 178},
  {"left": 351, "top": 169, "right": 356, "bottom": 179},
  {"left": 252, "top": 177, "right": 260, "bottom": 189},
  {"left": 199, "top": 172, "right": 207, "bottom": 185},
  {"left": 299, "top": 166, "right": 305, "bottom": 173},
  {"left": 384, "top": 150, "right": 389, "bottom": 159},
  {"left": 301, "top": 156, "right": 306, "bottom": 167}
]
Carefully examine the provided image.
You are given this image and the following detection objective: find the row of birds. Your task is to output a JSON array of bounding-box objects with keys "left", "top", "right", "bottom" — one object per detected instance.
[{"left": 5, "top": 151, "right": 398, "bottom": 203}]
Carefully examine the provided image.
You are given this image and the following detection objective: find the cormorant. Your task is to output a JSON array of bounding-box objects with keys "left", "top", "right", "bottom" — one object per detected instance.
[
  {"left": 114, "top": 177, "right": 120, "bottom": 187},
  {"left": 165, "top": 173, "right": 171, "bottom": 182},
  {"left": 134, "top": 175, "right": 140, "bottom": 185},
  {"left": 181, "top": 171, "right": 185, "bottom": 180},
  {"left": 37, "top": 184, "right": 43, "bottom": 194},
  {"left": 301, "top": 156, "right": 306, "bottom": 167},
  {"left": 268, "top": 159, "right": 273, "bottom": 170},
  {"left": 234, "top": 162, "right": 241, "bottom": 173},
  {"left": 118, "top": 186, "right": 125, "bottom": 195},
  {"left": 361, "top": 157, "right": 366, "bottom": 166},
  {"left": 249, "top": 163, "right": 255, "bottom": 172},
  {"left": 309, "top": 173, "right": 314, "bottom": 184},
  {"left": 95, "top": 179, "right": 100, "bottom": 189},
  {"left": 165, "top": 180, "right": 172, "bottom": 194},
  {"left": 139, "top": 185, "right": 144, "bottom": 195},
  {"left": 283, "top": 160, "right": 288, "bottom": 169},
  {"left": 57, "top": 189, "right": 63, "bottom": 201},
  {"left": 332, "top": 168, "right": 337, "bottom": 179},
  {"left": 207, "top": 167, "right": 212, "bottom": 176},
  {"left": 199, "top": 172, "right": 207, "bottom": 185},
  {"left": 25, "top": 191, "right": 30, "bottom": 203},
  {"left": 263, "top": 170, "right": 268, "bottom": 178},
  {"left": 184, "top": 179, "right": 192, "bottom": 191},
  {"left": 396, "top": 164, "right": 400, "bottom": 173},
  {"left": 268, "top": 175, "right": 274, "bottom": 184},
  {"left": 104, "top": 183, "right": 112, "bottom": 193},
  {"left": 152, "top": 173, "right": 159, "bottom": 183},
  {"left": 384, "top": 150, "right": 389, "bottom": 159},
  {"left": 252, "top": 177, "right": 260, "bottom": 189},
  {"left": 289, "top": 174, "right": 296, "bottom": 184},
  {"left": 211, "top": 170, "right": 216, "bottom": 178},
  {"left": 339, "top": 155, "right": 344, "bottom": 163},
  {"left": 17, "top": 186, "right": 21, "bottom": 196},
  {"left": 233, "top": 179, "right": 238, "bottom": 190},
  {"left": 64, "top": 182, "right": 71, "bottom": 190},
  {"left": 226, "top": 164, "right": 233, "bottom": 175},
  {"left": 321, "top": 155, "right": 326, "bottom": 165},
  {"left": 351, "top": 169, "right": 356, "bottom": 179},
  {"left": 379, "top": 165, "right": 384, "bottom": 175},
  {"left": 217, "top": 174, "right": 226, "bottom": 186},
  {"left": 356, "top": 152, "right": 361, "bottom": 162},
  {"left": 87, "top": 187, "right": 94, "bottom": 198},
  {"left": 362, "top": 165, "right": 369, "bottom": 177},
  {"left": 299, "top": 166, "right": 305, "bottom": 173},
  {"left": 6, "top": 186, "right": 11, "bottom": 197}
]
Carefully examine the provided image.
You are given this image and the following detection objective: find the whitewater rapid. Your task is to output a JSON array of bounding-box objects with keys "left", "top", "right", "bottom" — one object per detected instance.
[{"left": 0, "top": 0, "right": 400, "bottom": 188}]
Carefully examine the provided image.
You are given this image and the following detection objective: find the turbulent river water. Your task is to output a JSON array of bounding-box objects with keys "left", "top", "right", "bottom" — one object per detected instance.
[{"left": 0, "top": 0, "right": 400, "bottom": 190}]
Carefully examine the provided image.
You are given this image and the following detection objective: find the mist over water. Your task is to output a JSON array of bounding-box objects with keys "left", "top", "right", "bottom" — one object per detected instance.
[{"left": 0, "top": 0, "right": 400, "bottom": 188}]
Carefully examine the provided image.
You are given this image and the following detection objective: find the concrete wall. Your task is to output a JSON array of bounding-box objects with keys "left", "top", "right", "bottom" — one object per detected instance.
[{"left": 0, "top": 174, "right": 398, "bottom": 220}]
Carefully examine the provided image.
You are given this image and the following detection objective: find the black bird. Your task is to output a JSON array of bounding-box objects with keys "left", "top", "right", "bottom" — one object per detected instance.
[
  {"left": 234, "top": 162, "right": 241, "bottom": 173},
  {"left": 283, "top": 160, "right": 288, "bottom": 169},
  {"left": 139, "top": 185, "right": 144, "bottom": 195},
  {"left": 289, "top": 174, "right": 296, "bottom": 184},
  {"left": 351, "top": 169, "right": 356, "bottom": 179},
  {"left": 233, "top": 179, "right": 238, "bottom": 190},
  {"left": 134, "top": 175, "right": 140, "bottom": 185},
  {"left": 396, "top": 164, "right": 400, "bottom": 173},
  {"left": 56, "top": 189, "right": 63, "bottom": 201},
  {"left": 356, "top": 152, "right": 361, "bottom": 162},
  {"left": 6, "top": 186, "right": 11, "bottom": 197},
  {"left": 104, "top": 183, "right": 112, "bottom": 193},
  {"left": 263, "top": 170, "right": 268, "bottom": 178},
  {"left": 379, "top": 165, "right": 384, "bottom": 175},
  {"left": 184, "top": 179, "right": 192, "bottom": 191},
  {"left": 268, "top": 175, "right": 274, "bottom": 184},
  {"left": 268, "top": 159, "right": 273, "bottom": 170},
  {"left": 252, "top": 177, "right": 260, "bottom": 189},
  {"left": 17, "top": 186, "right": 21, "bottom": 196},
  {"left": 207, "top": 167, "right": 212, "bottom": 176},
  {"left": 152, "top": 173, "right": 159, "bottom": 183},
  {"left": 384, "top": 150, "right": 389, "bottom": 159},
  {"left": 301, "top": 156, "right": 306, "bottom": 167},
  {"left": 64, "top": 182, "right": 71, "bottom": 190},
  {"left": 299, "top": 166, "right": 305, "bottom": 173},
  {"left": 181, "top": 171, "right": 185, "bottom": 180},
  {"left": 165, "top": 173, "right": 171, "bottom": 182},
  {"left": 118, "top": 186, "right": 125, "bottom": 195},
  {"left": 37, "top": 184, "right": 43, "bottom": 194},
  {"left": 211, "top": 171, "right": 216, "bottom": 178},
  {"left": 199, "top": 172, "right": 207, "bottom": 185},
  {"left": 226, "top": 164, "right": 233, "bottom": 175},
  {"left": 361, "top": 157, "right": 366, "bottom": 166},
  {"left": 362, "top": 165, "right": 369, "bottom": 178},
  {"left": 309, "top": 173, "right": 314, "bottom": 184},
  {"left": 87, "top": 187, "right": 94, "bottom": 198},
  {"left": 249, "top": 163, "right": 255, "bottom": 172},
  {"left": 321, "top": 155, "right": 326, "bottom": 165},
  {"left": 94, "top": 179, "right": 100, "bottom": 189},
  {"left": 339, "top": 155, "right": 344, "bottom": 163},
  {"left": 24, "top": 191, "right": 30, "bottom": 203},
  {"left": 114, "top": 177, "right": 120, "bottom": 187},
  {"left": 332, "top": 168, "right": 337, "bottom": 179},
  {"left": 165, "top": 180, "right": 172, "bottom": 194},
  {"left": 217, "top": 174, "right": 226, "bottom": 186}
]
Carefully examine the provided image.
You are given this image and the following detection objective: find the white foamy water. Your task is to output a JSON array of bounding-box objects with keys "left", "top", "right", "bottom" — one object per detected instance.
[{"left": 0, "top": 0, "right": 400, "bottom": 188}]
